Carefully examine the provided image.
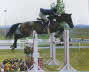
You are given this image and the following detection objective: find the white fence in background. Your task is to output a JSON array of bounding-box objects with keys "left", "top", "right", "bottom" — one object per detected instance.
[{"left": 0, "top": 39, "right": 89, "bottom": 49}]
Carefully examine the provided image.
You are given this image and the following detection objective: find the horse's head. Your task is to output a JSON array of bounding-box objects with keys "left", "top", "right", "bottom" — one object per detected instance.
[
  {"left": 61, "top": 13, "right": 74, "bottom": 28},
  {"left": 54, "top": 13, "right": 74, "bottom": 28}
]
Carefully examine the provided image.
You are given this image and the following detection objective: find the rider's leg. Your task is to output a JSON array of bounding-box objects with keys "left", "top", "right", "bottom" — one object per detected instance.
[{"left": 39, "top": 12, "right": 49, "bottom": 22}]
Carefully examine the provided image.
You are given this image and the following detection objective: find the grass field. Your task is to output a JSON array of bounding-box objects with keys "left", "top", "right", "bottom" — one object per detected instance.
[
  {"left": 0, "top": 34, "right": 49, "bottom": 40},
  {"left": 0, "top": 48, "right": 89, "bottom": 71},
  {"left": 0, "top": 23, "right": 89, "bottom": 72}
]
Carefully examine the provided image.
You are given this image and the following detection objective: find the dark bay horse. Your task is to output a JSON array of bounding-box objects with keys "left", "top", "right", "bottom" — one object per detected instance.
[{"left": 6, "top": 13, "right": 74, "bottom": 49}]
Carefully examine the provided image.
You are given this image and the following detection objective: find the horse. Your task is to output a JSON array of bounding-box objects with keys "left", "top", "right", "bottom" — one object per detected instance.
[{"left": 6, "top": 13, "right": 74, "bottom": 50}]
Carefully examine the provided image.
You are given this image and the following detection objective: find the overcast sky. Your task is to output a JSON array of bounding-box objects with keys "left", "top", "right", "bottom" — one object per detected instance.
[
  {"left": 0, "top": 0, "right": 88, "bottom": 26},
  {"left": 63, "top": 0, "right": 88, "bottom": 25}
]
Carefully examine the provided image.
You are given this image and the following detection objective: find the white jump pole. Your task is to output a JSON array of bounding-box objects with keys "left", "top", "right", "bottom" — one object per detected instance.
[
  {"left": 29, "top": 30, "right": 45, "bottom": 72},
  {"left": 59, "top": 24, "right": 77, "bottom": 72},
  {"left": 46, "top": 33, "right": 60, "bottom": 65}
]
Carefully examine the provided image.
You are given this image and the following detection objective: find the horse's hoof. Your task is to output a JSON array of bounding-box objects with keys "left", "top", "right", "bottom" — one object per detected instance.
[{"left": 10, "top": 45, "right": 15, "bottom": 50}]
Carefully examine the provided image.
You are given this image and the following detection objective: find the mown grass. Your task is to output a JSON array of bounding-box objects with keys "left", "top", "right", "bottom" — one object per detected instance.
[
  {"left": 0, "top": 34, "right": 49, "bottom": 40},
  {"left": 0, "top": 49, "right": 25, "bottom": 62},
  {"left": 0, "top": 35, "right": 6, "bottom": 40},
  {"left": 0, "top": 48, "right": 89, "bottom": 71}
]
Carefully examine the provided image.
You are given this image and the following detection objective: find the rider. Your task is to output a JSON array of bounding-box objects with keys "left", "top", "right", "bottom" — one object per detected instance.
[{"left": 38, "top": 3, "right": 58, "bottom": 24}]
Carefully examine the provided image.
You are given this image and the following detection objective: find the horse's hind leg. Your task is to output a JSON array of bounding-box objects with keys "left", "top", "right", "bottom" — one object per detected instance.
[
  {"left": 11, "top": 39, "right": 17, "bottom": 49},
  {"left": 10, "top": 35, "right": 18, "bottom": 50},
  {"left": 11, "top": 34, "right": 24, "bottom": 50}
]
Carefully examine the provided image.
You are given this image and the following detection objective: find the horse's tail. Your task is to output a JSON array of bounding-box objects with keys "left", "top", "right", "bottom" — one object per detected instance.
[{"left": 6, "top": 23, "right": 21, "bottom": 38}]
